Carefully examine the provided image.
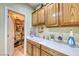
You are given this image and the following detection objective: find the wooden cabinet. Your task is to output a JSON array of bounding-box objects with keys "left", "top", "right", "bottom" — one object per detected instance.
[
  {"left": 33, "top": 46, "right": 40, "bottom": 56},
  {"left": 27, "top": 39, "right": 40, "bottom": 56},
  {"left": 27, "top": 39, "right": 66, "bottom": 56},
  {"left": 32, "top": 3, "right": 79, "bottom": 27},
  {"left": 41, "top": 45, "right": 66, "bottom": 56},
  {"left": 27, "top": 40, "right": 32, "bottom": 56},
  {"left": 38, "top": 8, "right": 45, "bottom": 25},
  {"left": 32, "top": 11, "right": 38, "bottom": 26},
  {"left": 60, "top": 3, "right": 79, "bottom": 26},
  {"left": 44, "top": 5, "right": 48, "bottom": 25},
  {"left": 41, "top": 50, "right": 52, "bottom": 56},
  {"left": 31, "top": 40, "right": 40, "bottom": 56},
  {"left": 45, "top": 4, "right": 59, "bottom": 27}
]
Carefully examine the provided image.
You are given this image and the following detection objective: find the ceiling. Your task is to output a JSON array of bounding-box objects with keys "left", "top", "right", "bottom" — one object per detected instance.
[{"left": 27, "top": 3, "right": 42, "bottom": 9}]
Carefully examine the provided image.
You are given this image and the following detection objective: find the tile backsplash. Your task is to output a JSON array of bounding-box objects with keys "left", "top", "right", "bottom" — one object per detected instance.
[
  {"left": 32, "top": 26, "right": 79, "bottom": 45},
  {"left": 47, "top": 27, "right": 79, "bottom": 42}
]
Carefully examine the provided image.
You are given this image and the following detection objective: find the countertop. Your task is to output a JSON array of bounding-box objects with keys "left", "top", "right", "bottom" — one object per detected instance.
[{"left": 27, "top": 36, "right": 79, "bottom": 56}]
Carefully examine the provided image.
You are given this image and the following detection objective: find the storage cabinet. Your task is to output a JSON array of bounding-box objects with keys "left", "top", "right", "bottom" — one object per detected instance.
[
  {"left": 27, "top": 40, "right": 32, "bottom": 56},
  {"left": 32, "top": 3, "right": 79, "bottom": 27},
  {"left": 41, "top": 45, "right": 66, "bottom": 56},
  {"left": 60, "top": 3, "right": 79, "bottom": 26},
  {"left": 33, "top": 46, "right": 40, "bottom": 56},
  {"left": 46, "top": 4, "right": 59, "bottom": 27},
  {"left": 27, "top": 39, "right": 66, "bottom": 56},
  {"left": 27, "top": 39, "right": 41, "bottom": 56},
  {"left": 31, "top": 40, "right": 40, "bottom": 56},
  {"left": 38, "top": 8, "right": 45, "bottom": 25},
  {"left": 41, "top": 50, "right": 52, "bottom": 56},
  {"left": 32, "top": 11, "right": 38, "bottom": 26}
]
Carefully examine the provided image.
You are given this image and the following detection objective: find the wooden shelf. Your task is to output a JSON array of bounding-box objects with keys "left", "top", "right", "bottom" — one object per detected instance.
[{"left": 14, "top": 19, "right": 24, "bottom": 47}]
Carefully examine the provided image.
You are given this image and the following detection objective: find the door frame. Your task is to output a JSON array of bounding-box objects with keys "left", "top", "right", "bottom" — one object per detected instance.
[{"left": 5, "top": 7, "right": 26, "bottom": 56}]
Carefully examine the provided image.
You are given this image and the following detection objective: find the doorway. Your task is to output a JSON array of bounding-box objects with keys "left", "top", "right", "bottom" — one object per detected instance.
[{"left": 7, "top": 9, "right": 25, "bottom": 56}]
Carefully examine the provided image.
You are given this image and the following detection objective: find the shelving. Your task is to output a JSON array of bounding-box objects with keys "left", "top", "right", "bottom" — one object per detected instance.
[{"left": 14, "top": 19, "right": 24, "bottom": 47}]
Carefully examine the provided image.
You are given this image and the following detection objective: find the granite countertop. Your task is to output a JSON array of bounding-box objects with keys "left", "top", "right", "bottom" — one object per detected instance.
[{"left": 27, "top": 36, "right": 79, "bottom": 56}]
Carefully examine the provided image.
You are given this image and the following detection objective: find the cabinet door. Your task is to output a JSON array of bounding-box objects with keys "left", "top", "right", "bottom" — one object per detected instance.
[
  {"left": 41, "top": 50, "right": 52, "bottom": 56},
  {"left": 33, "top": 46, "right": 40, "bottom": 56},
  {"left": 60, "top": 3, "right": 79, "bottom": 26},
  {"left": 41, "top": 45, "right": 66, "bottom": 56},
  {"left": 32, "top": 11, "right": 38, "bottom": 26},
  {"left": 44, "top": 5, "right": 48, "bottom": 25},
  {"left": 27, "top": 42, "right": 32, "bottom": 56},
  {"left": 38, "top": 8, "right": 45, "bottom": 25},
  {"left": 46, "top": 4, "right": 59, "bottom": 27}
]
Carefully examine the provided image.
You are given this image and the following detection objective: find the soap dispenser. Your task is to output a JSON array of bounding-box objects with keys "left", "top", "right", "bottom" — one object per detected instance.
[{"left": 67, "top": 31, "right": 75, "bottom": 47}]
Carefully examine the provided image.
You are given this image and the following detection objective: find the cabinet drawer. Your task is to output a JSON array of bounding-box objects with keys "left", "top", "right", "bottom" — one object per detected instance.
[{"left": 41, "top": 45, "right": 66, "bottom": 56}]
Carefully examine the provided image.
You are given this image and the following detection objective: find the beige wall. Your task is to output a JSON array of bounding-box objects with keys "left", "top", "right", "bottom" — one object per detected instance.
[{"left": 0, "top": 3, "right": 33, "bottom": 55}]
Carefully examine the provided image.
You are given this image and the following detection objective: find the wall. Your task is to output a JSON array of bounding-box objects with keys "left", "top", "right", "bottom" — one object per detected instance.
[
  {"left": 35, "top": 26, "right": 79, "bottom": 46},
  {"left": 0, "top": 3, "right": 33, "bottom": 55},
  {"left": 45, "top": 27, "right": 79, "bottom": 42}
]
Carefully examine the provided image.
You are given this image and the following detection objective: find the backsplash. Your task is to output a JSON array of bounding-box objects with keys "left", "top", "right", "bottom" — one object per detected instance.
[
  {"left": 47, "top": 27, "right": 79, "bottom": 42},
  {"left": 32, "top": 26, "right": 79, "bottom": 45}
]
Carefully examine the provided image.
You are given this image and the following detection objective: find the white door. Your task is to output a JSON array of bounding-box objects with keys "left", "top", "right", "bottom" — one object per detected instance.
[{"left": 7, "top": 15, "right": 14, "bottom": 56}]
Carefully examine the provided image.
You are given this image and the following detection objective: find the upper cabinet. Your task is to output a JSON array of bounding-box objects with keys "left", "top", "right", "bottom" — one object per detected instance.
[
  {"left": 32, "top": 11, "right": 38, "bottom": 26},
  {"left": 45, "top": 4, "right": 59, "bottom": 27},
  {"left": 60, "top": 3, "right": 79, "bottom": 26},
  {"left": 38, "top": 8, "right": 45, "bottom": 25},
  {"left": 32, "top": 3, "right": 79, "bottom": 27}
]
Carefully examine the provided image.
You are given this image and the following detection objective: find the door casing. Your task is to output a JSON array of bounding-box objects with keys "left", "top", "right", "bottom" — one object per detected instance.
[{"left": 5, "top": 7, "right": 26, "bottom": 56}]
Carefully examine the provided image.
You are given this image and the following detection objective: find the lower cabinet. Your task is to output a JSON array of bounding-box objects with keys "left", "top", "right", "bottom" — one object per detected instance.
[
  {"left": 41, "top": 45, "right": 66, "bottom": 56},
  {"left": 33, "top": 46, "right": 40, "bottom": 56},
  {"left": 27, "top": 39, "right": 41, "bottom": 56},
  {"left": 27, "top": 39, "right": 67, "bottom": 56},
  {"left": 41, "top": 50, "right": 52, "bottom": 56},
  {"left": 27, "top": 41, "right": 32, "bottom": 56}
]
